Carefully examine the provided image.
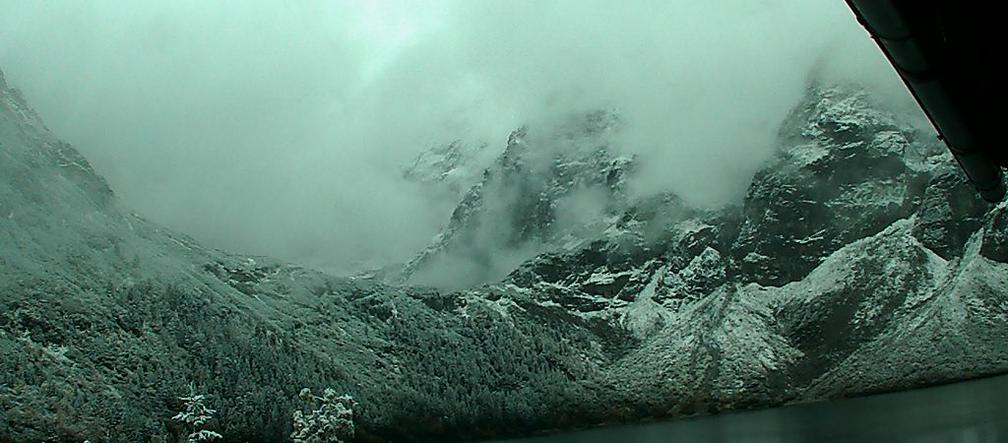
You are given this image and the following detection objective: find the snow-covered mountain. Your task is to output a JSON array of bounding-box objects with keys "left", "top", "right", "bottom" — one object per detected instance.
[
  {"left": 2, "top": 65, "right": 1006, "bottom": 443},
  {"left": 479, "top": 85, "right": 1008, "bottom": 413}
]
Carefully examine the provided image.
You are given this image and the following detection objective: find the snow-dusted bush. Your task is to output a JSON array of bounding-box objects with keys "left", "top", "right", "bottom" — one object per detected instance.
[
  {"left": 291, "top": 388, "right": 356, "bottom": 443},
  {"left": 172, "top": 384, "right": 222, "bottom": 443}
]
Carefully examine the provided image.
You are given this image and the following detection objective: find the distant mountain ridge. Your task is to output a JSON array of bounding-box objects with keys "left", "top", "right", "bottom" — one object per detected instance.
[{"left": 2, "top": 66, "right": 1007, "bottom": 443}]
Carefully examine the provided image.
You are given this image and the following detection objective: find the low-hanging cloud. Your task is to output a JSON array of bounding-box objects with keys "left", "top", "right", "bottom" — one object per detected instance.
[{"left": 0, "top": 0, "right": 919, "bottom": 274}]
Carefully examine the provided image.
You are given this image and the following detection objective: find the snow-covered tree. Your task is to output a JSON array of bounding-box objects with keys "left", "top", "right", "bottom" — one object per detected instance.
[
  {"left": 291, "top": 388, "right": 356, "bottom": 443},
  {"left": 172, "top": 383, "right": 222, "bottom": 443}
]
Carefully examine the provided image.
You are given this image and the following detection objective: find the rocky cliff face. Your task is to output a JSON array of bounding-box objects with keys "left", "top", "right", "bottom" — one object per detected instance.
[
  {"left": 734, "top": 86, "right": 940, "bottom": 286},
  {"left": 398, "top": 109, "right": 634, "bottom": 289},
  {"left": 2, "top": 66, "right": 1006, "bottom": 443}
]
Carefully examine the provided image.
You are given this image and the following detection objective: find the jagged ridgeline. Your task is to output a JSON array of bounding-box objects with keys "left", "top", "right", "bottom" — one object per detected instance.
[{"left": 2, "top": 65, "right": 1008, "bottom": 443}]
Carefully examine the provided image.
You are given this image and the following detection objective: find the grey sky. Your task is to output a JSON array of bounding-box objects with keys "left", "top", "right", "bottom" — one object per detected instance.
[{"left": 0, "top": 0, "right": 918, "bottom": 274}]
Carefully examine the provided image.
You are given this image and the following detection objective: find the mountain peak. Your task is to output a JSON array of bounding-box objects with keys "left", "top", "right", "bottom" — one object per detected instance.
[{"left": 780, "top": 85, "right": 900, "bottom": 147}]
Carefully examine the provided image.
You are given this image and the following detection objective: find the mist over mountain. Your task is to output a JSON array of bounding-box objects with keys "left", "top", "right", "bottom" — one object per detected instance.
[{"left": 0, "top": 0, "right": 920, "bottom": 275}]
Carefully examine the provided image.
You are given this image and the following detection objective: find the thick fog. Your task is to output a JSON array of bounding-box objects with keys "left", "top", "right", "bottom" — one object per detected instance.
[{"left": 0, "top": 0, "right": 918, "bottom": 274}]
